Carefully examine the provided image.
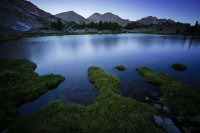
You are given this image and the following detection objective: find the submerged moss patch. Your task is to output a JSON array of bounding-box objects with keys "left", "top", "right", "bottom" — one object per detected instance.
[
  {"left": 172, "top": 63, "right": 187, "bottom": 71},
  {"left": 0, "top": 57, "right": 64, "bottom": 130},
  {"left": 114, "top": 65, "right": 126, "bottom": 71},
  {"left": 136, "top": 67, "right": 200, "bottom": 131},
  {"left": 10, "top": 66, "right": 164, "bottom": 133}
]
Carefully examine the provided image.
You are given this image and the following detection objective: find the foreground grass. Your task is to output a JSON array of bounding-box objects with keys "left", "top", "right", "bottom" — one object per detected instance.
[
  {"left": 10, "top": 67, "right": 164, "bottom": 133},
  {"left": 136, "top": 67, "right": 200, "bottom": 130},
  {"left": 0, "top": 57, "right": 65, "bottom": 130}
]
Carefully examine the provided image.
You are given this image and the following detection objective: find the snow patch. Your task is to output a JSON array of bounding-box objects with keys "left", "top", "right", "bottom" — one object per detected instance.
[
  {"left": 15, "top": 21, "right": 32, "bottom": 31},
  {"left": 30, "top": 12, "right": 39, "bottom": 17}
]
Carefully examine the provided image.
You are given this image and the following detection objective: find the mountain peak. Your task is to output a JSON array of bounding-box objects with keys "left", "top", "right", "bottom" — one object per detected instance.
[
  {"left": 55, "top": 11, "right": 85, "bottom": 23},
  {"left": 137, "top": 16, "right": 175, "bottom": 25},
  {"left": 93, "top": 13, "right": 102, "bottom": 16},
  {"left": 104, "top": 12, "right": 114, "bottom": 15},
  {"left": 87, "top": 12, "right": 130, "bottom": 26}
]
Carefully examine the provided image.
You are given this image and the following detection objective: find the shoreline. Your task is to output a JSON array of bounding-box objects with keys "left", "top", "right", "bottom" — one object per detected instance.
[{"left": 1, "top": 31, "right": 199, "bottom": 42}]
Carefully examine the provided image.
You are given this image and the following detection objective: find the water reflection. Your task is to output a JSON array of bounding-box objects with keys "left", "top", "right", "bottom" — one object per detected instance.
[{"left": 0, "top": 33, "right": 200, "bottom": 115}]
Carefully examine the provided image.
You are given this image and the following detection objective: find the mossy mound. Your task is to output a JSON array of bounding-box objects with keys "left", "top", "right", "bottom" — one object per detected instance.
[
  {"left": 0, "top": 57, "right": 65, "bottom": 130},
  {"left": 137, "top": 67, "right": 200, "bottom": 131},
  {"left": 114, "top": 65, "right": 126, "bottom": 71},
  {"left": 172, "top": 63, "right": 187, "bottom": 71},
  {"left": 10, "top": 67, "right": 164, "bottom": 133}
]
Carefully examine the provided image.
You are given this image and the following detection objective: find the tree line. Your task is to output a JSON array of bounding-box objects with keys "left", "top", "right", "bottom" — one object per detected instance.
[
  {"left": 49, "top": 20, "right": 200, "bottom": 36},
  {"left": 50, "top": 21, "right": 148, "bottom": 31},
  {"left": 69, "top": 21, "right": 122, "bottom": 31}
]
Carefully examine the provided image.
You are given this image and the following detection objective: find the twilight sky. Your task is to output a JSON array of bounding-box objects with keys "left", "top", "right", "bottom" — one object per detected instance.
[{"left": 29, "top": 0, "right": 200, "bottom": 24}]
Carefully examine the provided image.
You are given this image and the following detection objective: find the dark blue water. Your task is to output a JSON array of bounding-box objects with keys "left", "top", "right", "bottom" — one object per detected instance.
[{"left": 0, "top": 34, "right": 200, "bottom": 115}]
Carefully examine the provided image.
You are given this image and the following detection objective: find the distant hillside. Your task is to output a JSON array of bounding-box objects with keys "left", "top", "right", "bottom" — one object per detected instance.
[
  {"left": 0, "top": 0, "right": 59, "bottom": 34},
  {"left": 87, "top": 12, "right": 130, "bottom": 26},
  {"left": 0, "top": 1, "right": 196, "bottom": 36},
  {"left": 137, "top": 16, "right": 175, "bottom": 25},
  {"left": 55, "top": 11, "right": 131, "bottom": 26},
  {"left": 55, "top": 11, "right": 86, "bottom": 24}
]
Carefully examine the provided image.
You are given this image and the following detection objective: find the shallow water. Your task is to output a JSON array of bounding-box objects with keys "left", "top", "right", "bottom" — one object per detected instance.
[{"left": 0, "top": 33, "right": 200, "bottom": 115}]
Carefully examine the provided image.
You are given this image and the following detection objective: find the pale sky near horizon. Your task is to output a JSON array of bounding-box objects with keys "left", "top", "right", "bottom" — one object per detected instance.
[{"left": 29, "top": 0, "right": 200, "bottom": 24}]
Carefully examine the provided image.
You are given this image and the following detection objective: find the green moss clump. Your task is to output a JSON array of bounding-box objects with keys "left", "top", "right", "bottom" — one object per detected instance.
[
  {"left": 172, "top": 63, "right": 187, "bottom": 71},
  {"left": 136, "top": 67, "right": 200, "bottom": 129},
  {"left": 10, "top": 66, "right": 164, "bottom": 133},
  {"left": 0, "top": 57, "right": 64, "bottom": 130},
  {"left": 114, "top": 65, "right": 126, "bottom": 71}
]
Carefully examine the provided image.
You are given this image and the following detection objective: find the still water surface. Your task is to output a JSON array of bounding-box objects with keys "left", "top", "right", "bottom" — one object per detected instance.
[{"left": 0, "top": 34, "right": 200, "bottom": 115}]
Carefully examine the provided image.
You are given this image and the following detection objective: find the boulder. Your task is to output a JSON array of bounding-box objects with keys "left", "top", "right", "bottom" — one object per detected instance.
[
  {"left": 163, "top": 118, "right": 175, "bottom": 126},
  {"left": 192, "top": 115, "right": 200, "bottom": 122},
  {"left": 181, "top": 126, "right": 191, "bottom": 133},
  {"left": 166, "top": 125, "right": 181, "bottom": 133},
  {"left": 154, "top": 115, "right": 165, "bottom": 127},
  {"left": 163, "top": 106, "right": 172, "bottom": 115},
  {"left": 154, "top": 104, "right": 162, "bottom": 111},
  {"left": 176, "top": 115, "right": 185, "bottom": 124}
]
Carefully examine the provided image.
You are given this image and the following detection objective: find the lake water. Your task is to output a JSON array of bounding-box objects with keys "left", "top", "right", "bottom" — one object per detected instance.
[{"left": 0, "top": 34, "right": 200, "bottom": 115}]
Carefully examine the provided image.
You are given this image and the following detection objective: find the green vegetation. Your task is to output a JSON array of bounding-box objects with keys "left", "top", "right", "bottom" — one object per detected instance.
[
  {"left": 114, "top": 65, "right": 126, "bottom": 71},
  {"left": 124, "top": 22, "right": 148, "bottom": 29},
  {"left": 70, "top": 21, "right": 122, "bottom": 31},
  {"left": 10, "top": 67, "right": 163, "bottom": 133},
  {"left": 0, "top": 57, "right": 65, "bottom": 130},
  {"left": 184, "top": 21, "right": 200, "bottom": 36},
  {"left": 172, "top": 63, "right": 187, "bottom": 71},
  {"left": 136, "top": 67, "right": 200, "bottom": 130},
  {"left": 50, "top": 20, "right": 65, "bottom": 31}
]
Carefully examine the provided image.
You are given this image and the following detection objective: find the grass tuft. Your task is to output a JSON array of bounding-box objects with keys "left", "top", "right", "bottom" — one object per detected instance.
[
  {"left": 171, "top": 63, "right": 187, "bottom": 71},
  {"left": 114, "top": 65, "right": 126, "bottom": 71}
]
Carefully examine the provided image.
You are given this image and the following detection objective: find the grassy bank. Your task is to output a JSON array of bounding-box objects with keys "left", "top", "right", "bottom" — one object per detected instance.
[
  {"left": 0, "top": 57, "right": 65, "bottom": 130},
  {"left": 136, "top": 67, "right": 200, "bottom": 131},
  {"left": 9, "top": 67, "right": 164, "bottom": 133}
]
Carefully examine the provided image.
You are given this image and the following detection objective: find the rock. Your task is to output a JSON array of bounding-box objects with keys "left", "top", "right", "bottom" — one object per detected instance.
[
  {"left": 176, "top": 115, "right": 185, "bottom": 124},
  {"left": 2, "top": 128, "right": 8, "bottom": 133},
  {"left": 181, "top": 126, "right": 191, "bottom": 133},
  {"left": 163, "top": 106, "right": 172, "bottom": 115},
  {"left": 192, "top": 115, "right": 200, "bottom": 122},
  {"left": 154, "top": 104, "right": 162, "bottom": 110},
  {"left": 163, "top": 118, "right": 175, "bottom": 126},
  {"left": 166, "top": 125, "right": 181, "bottom": 133},
  {"left": 154, "top": 115, "right": 165, "bottom": 127},
  {"left": 150, "top": 92, "right": 159, "bottom": 97},
  {"left": 145, "top": 96, "right": 150, "bottom": 101}
]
